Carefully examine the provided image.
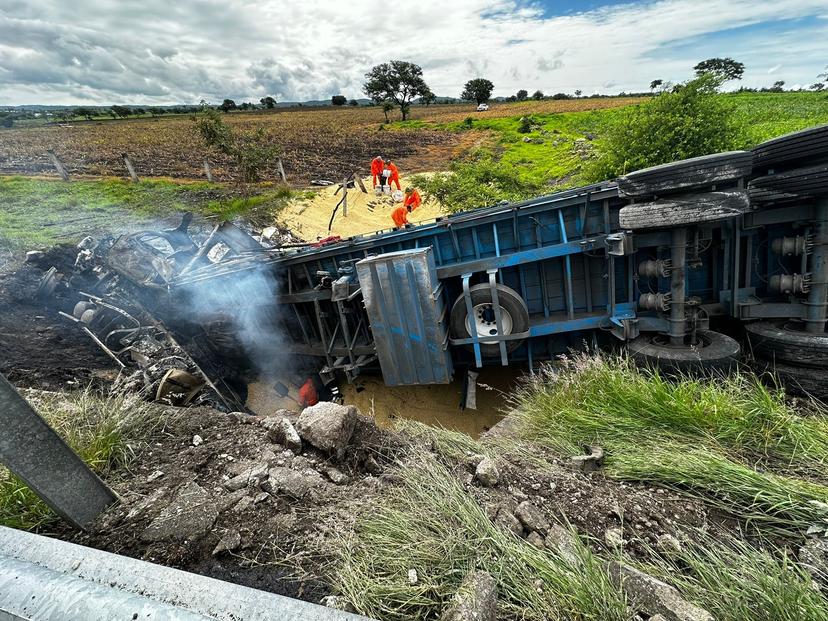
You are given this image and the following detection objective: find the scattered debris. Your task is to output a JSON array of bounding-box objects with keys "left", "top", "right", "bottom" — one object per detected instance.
[
  {"left": 192, "top": 434, "right": 203, "bottom": 446},
  {"left": 262, "top": 415, "right": 303, "bottom": 452},
  {"left": 140, "top": 482, "right": 218, "bottom": 543},
  {"left": 407, "top": 568, "right": 419, "bottom": 585},
  {"left": 605, "top": 527, "right": 625, "bottom": 549}
]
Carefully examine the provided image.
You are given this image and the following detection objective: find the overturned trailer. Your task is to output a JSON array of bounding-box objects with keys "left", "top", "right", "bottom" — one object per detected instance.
[
  {"left": 50, "top": 126, "right": 828, "bottom": 402},
  {"left": 262, "top": 126, "right": 828, "bottom": 396}
]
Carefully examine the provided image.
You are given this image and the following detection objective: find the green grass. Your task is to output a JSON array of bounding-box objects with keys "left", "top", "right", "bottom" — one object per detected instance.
[
  {"left": 334, "top": 446, "right": 628, "bottom": 621},
  {"left": 639, "top": 531, "right": 828, "bottom": 621},
  {"left": 514, "top": 355, "right": 828, "bottom": 537},
  {"left": 0, "top": 389, "right": 164, "bottom": 530},
  {"left": 408, "top": 91, "right": 828, "bottom": 212},
  {"left": 0, "top": 176, "right": 297, "bottom": 249}
]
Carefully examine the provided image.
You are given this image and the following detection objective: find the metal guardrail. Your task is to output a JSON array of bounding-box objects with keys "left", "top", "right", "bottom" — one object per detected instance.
[
  {"left": 0, "top": 526, "right": 373, "bottom": 621},
  {"left": 0, "top": 374, "right": 117, "bottom": 529}
]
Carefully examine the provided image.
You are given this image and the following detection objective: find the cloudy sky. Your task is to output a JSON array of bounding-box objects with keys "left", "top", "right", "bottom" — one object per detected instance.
[{"left": 1, "top": 0, "right": 826, "bottom": 105}]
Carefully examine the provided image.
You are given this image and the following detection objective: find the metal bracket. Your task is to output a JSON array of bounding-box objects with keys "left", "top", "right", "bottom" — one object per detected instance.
[
  {"left": 609, "top": 315, "right": 639, "bottom": 341},
  {"left": 606, "top": 232, "right": 633, "bottom": 256},
  {"left": 461, "top": 273, "right": 483, "bottom": 368},
  {"left": 487, "top": 269, "right": 509, "bottom": 366}
]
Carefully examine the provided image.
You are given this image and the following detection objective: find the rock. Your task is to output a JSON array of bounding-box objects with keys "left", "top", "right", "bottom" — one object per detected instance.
[
  {"left": 657, "top": 533, "right": 683, "bottom": 555},
  {"left": 607, "top": 561, "right": 713, "bottom": 621},
  {"left": 441, "top": 570, "right": 497, "bottom": 621},
  {"left": 494, "top": 508, "right": 523, "bottom": 536},
  {"left": 544, "top": 524, "right": 581, "bottom": 565},
  {"left": 25, "top": 250, "right": 45, "bottom": 263},
  {"left": 192, "top": 434, "right": 203, "bottom": 446},
  {"left": 408, "top": 568, "right": 419, "bottom": 585},
  {"left": 232, "top": 495, "right": 254, "bottom": 513},
  {"left": 570, "top": 445, "right": 604, "bottom": 473},
  {"left": 363, "top": 454, "right": 382, "bottom": 475},
  {"left": 140, "top": 482, "right": 218, "bottom": 542},
  {"left": 295, "top": 402, "right": 358, "bottom": 453},
  {"left": 515, "top": 501, "right": 550, "bottom": 536},
  {"left": 325, "top": 467, "right": 351, "bottom": 485},
  {"left": 253, "top": 492, "right": 270, "bottom": 504},
  {"left": 212, "top": 529, "right": 241, "bottom": 555},
  {"left": 475, "top": 457, "right": 500, "bottom": 487},
  {"left": 263, "top": 466, "right": 324, "bottom": 499},
  {"left": 526, "top": 531, "right": 545, "bottom": 548},
  {"left": 320, "top": 595, "right": 356, "bottom": 612},
  {"left": 799, "top": 538, "right": 828, "bottom": 583},
  {"left": 605, "top": 527, "right": 624, "bottom": 548},
  {"left": 224, "top": 463, "right": 269, "bottom": 491},
  {"left": 263, "top": 417, "right": 302, "bottom": 452},
  {"left": 146, "top": 470, "right": 164, "bottom": 482}
]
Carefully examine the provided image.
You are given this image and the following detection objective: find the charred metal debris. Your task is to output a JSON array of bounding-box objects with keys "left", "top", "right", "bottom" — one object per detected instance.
[{"left": 34, "top": 215, "right": 299, "bottom": 412}]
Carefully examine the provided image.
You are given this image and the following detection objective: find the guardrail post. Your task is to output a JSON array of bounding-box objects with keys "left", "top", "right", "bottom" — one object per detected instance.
[{"left": 0, "top": 374, "right": 117, "bottom": 529}]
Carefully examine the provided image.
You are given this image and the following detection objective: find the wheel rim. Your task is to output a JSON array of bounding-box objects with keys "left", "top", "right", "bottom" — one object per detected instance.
[
  {"left": 465, "top": 303, "right": 514, "bottom": 344},
  {"left": 650, "top": 332, "right": 711, "bottom": 349}
]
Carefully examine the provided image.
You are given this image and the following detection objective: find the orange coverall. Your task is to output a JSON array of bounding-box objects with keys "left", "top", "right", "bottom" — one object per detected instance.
[
  {"left": 298, "top": 378, "right": 319, "bottom": 407},
  {"left": 383, "top": 162, "right": 401, "bottom": 190},
  {"left": 370, "top": 157, "right": 384, "bottom": 187},
  {"left": 403, "top": 189, "right": 422, "bottom": 211},
  {"left": 391, "top": 206, "right": 410, "bottom": 228}
]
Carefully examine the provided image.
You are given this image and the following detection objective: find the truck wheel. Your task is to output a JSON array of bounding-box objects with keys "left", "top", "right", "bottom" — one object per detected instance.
[
  {"left": 745, "top": 321, "right": 828, "bottom": 368},
  {"left": 755, "top": 360, "right": 827, "bottom": 401},
  {"left": 450, "top": 283, "right": 529, "bottom": 357},
  {"left": 748, "top": 165, "right": 828, "bottom": 203},
  {"left": 618, "top": 190, "right": 749, "bottom": 230},
  {"left": 752, "top": 124, "right": 828, "bottom": 174},
  {"left": 617, "top": 151, "right": 753, "bottom": 198},
  {"left": 627, "top": 330, "right": 740, "bottom": 374}
]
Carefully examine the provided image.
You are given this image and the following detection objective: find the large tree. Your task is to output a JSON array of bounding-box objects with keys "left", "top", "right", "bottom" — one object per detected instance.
[
  {"left": 532, "top": 90, "right": 544, "bottom": 100},
  {"left": 220, "top": 99, "right": 237, "bottom": 113},
  {"left": 331, "top": 95, "right": 347, "bottom": 106},
  {"left": 516, "top": 89, "right": 528, "bottom": 101},
  {"left": 461, "top": 78, "right": 494, "bottom": 105},
  {"left": 363, "top": 60, "right": 429, "bottom": 121},
  {"left": 260, "top": 96, "right": 276, "bottom": 109},
  {"left": 693, "top": 57, "right": 744, "bottom": 81}
]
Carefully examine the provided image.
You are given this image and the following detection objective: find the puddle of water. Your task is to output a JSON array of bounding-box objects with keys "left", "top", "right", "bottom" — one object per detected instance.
[{"left": 246, "top": 366, "right": 528, "bottom": 438}]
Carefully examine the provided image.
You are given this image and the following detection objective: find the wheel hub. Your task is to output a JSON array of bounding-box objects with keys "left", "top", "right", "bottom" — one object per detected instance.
[{"left": 466, "top": 303, "right": 513, "bottom": 344}]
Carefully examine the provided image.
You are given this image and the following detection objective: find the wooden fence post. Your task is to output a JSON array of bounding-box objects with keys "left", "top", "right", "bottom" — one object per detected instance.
[
  {"left": 203, "top": 158, "right": 214, "bottom": 182},
  {"left": 277, "top": 158, "right": 287, "bottom": 183},
  {"left": 46, "top": 150, "right": 69, "bottom": 181},
  {"left": 354, "top": 173, "right": 367, "bottom": 193},
  {"left": 122, "top": 153, "right": 139, "bottom": 182},
  {"left": 342, "top": 176, "right": 349, "bottom": 217}
]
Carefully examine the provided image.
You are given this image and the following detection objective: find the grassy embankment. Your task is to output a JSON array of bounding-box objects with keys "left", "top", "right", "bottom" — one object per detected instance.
[
  {"left": 0, "top": 390, "right": 165, "bottom": 530},
  {"left": 0, "top": 176, "right": 306, "bottom": 249},
  {"left": 335, "top": 355, "right": 828, "bottom": 620},
  {"left": 405, "top": 91, "right": 828, "bottom": 212}
]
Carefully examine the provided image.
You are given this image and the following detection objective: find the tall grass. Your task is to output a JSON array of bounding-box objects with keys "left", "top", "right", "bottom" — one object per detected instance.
[
  {"left": 639, "top": 531, "right": 828, "bottom": 621},
  {"left": 514, "top": 355, "right": 828, "bottom": 537},
  {"left": 0, "top": 389, "right": 164, "bottom": 530},
  {"left": 334, "top": 449, "right": 628, "bottom": 621}
]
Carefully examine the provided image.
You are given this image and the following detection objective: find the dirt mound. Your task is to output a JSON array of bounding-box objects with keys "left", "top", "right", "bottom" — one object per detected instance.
[{"left": 70, "top": 405, "right": 404, "bottom": 600}]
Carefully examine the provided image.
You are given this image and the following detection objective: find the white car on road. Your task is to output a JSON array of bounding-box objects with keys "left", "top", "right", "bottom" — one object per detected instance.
[{"left": 476, "top": 103, "right": 489, "bottom": 112}]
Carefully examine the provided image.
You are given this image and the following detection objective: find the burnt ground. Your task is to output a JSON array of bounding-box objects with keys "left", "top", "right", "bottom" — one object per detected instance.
[{"left": 0, "top": 247, "right": 116, "bottom": 389}]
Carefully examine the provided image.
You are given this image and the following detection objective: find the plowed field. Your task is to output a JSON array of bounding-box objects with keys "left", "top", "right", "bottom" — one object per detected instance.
[{"left": 0, "top": 98, "right": 643, "bottom": 186}]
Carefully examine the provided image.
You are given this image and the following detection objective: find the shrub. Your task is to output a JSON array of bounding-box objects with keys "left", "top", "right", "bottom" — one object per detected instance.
[{"left": 583, "top": 74, "right": 740, "bottom": 181}]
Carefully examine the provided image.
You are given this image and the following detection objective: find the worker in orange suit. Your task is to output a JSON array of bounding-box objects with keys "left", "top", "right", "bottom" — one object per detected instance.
[
  {"left": 370, "top": 155, "right": 384, "bottom": 188},
  {"left": 391, "top": 204, "right": 412, "bottom": 229},
  {"left": 403, "top": 187, "right": 421, "bottom": 211},
  {"left": 383, "top": 159, "right": 401, "bottom": 191}
]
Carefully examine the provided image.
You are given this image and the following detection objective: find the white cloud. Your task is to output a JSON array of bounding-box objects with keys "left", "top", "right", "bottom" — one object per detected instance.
[{"left": 0, "top": 0, "right": 826, "bottom": 105}]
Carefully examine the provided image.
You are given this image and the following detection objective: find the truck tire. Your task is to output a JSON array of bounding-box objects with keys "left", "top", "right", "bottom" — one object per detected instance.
[
  {"left": 617, "top": 151, "right": 753, "bottom": 198},
  {"left": 748, "top": 165, "right": 828, "bottom": 202},
  {"left": 745, "top": 321, "right": 828, "bottom": 368},
  {"left": 755, "top": 360, "right": 827, "bottom": 402},
  {"left": 450, "top": 283, "right": 529, "bottom": 357},
  {"left": 618, "top": 190, "right": 749, "bottom": 230},
  {"left": 752, "top": 124, "right": 828, "bottom": 174},
  {"left": 627, "top": 330, "right": 740, "bottom": 374}
]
